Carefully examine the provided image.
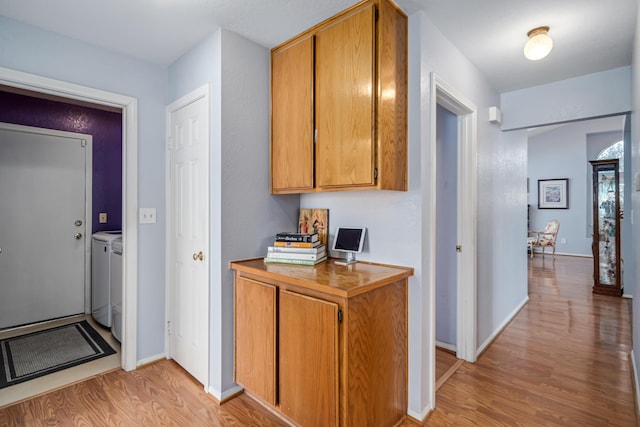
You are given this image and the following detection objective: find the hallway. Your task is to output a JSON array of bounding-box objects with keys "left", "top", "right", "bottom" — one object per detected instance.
[{"left": 426, "top": 255, "right": 636, "bottom": 425}]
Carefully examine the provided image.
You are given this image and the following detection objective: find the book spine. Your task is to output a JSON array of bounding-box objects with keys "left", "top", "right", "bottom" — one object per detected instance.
[
  {"left": 264, "top": 256, "right": 327, "bottom": 266},
  {"left": 266, "top": 251, "right": 326, "bottom": 261},
  {"left": 275, "top": 234, "right": 316, "bottom": 242},
  {"left": 267, "top": 245, "right": 324, "bottom": 254},
  {"left": 273, "top": 241, "right": 318, "bottom": 248}
]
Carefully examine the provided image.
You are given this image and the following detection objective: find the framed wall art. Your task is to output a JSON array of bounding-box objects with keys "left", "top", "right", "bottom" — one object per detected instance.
[{"left": 538, "top": 178, "right": 568, "bottom": 209}]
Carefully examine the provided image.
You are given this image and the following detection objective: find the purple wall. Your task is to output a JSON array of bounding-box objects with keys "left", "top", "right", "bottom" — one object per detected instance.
[{"left": 0, "top": 90, "right": 122, "bottom": 233}]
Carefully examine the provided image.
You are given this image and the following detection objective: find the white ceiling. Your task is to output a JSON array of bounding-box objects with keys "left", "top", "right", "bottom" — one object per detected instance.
[{"left": 0, "top": 0, "right": 636, "bottom": 93}]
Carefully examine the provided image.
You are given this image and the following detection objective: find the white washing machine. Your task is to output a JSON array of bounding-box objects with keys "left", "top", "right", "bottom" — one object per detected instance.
[
  {"left": 110, "top": 236, "right": 123, "bottom": 342},
  {"left": 91, "top": 231, "right": 121, "bottom": 327}
]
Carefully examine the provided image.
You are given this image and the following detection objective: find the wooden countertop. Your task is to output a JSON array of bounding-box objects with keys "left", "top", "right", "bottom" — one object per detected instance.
[{"left": 229, "top": 258, "right": 413, "bottom": 298}]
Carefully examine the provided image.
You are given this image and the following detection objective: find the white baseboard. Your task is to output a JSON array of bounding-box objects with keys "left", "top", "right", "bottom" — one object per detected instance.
[
  {"left": 436, "top": 341, "right": 456, "bottom": 353},
  {"left": 209, "top": 384, "right": 244, "bottom": 403},
  {"left": 553, "top": 252, "right": 592, "bottom": 258},
  {"left": 407, "top": 405, "right": 432, "bottom": 424},
  {"left": 476, "top": 296, "right": 529, "bottom": 357},
  {"left": 136, "top": 353, "right": 166, "bottom": 368},
  {"left": 631, "top": 350, "right": 640, "bottom": 419},
  {"left": 531, "top": 251, "right": 592, "bottom": 258}
]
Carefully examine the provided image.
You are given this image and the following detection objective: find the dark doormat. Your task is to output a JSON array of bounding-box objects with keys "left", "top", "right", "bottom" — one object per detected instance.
[{"left": 0, "top": 320, "right": 115, "bottom": 389}]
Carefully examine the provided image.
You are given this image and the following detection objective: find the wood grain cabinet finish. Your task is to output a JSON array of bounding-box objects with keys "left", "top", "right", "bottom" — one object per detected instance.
[
  {"left": 270, "top": 0, "right": 407, "bottom": 194},
  {"left": 271, "top": 36, "right": 315, "bottom": 193},
  {"left": 233, "top": 277, "right": 277, "bottom": 404},
  {"left": 231, "top": 258, "right": 413, "bottom": 427}
]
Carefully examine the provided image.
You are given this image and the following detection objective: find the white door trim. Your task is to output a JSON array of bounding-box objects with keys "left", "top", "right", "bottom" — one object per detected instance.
[
  {"left": 0, "top": 122, "right": 93, "bottom": 315},
  {"left": 165, "top": 83, "right": 211, "bottom": 390},
  {"left": 428, "top": 72, "right": 478, "bottom": 400},
  {"left": 0, "top": 66, "right": 138, "bottom": 371}
]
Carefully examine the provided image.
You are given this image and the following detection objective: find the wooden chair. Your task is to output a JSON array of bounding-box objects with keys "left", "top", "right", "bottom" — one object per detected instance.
[{"left": 528, "top": 220, "right": 560, "bottom": 258}]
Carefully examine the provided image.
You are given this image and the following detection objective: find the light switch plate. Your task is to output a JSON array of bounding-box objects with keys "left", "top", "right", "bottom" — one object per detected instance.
[
  {"left": 99, "top": 213, "right": 107, "bottom": 223},
  {"left": 139, "top": 208, "right": 156, "bottom": 224}
]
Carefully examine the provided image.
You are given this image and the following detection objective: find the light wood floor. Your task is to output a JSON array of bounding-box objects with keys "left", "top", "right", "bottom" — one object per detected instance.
[
  {"left": 0, "top": 256, "right": 636, "bottom": 426},
  {"left": 435, "top": 347, "right": 463, "bottom": 391},
  {"left": 423, "top": 255, "right": 636, "bottom": 426}
]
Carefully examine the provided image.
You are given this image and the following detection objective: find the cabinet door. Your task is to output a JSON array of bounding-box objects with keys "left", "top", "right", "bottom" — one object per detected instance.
[
  {"left": 315, "top": 4, "right": 376, "bottom": 189},
  {"left": 271, "top": 36, "right": 315, "bottom": 193},
  {"left": 234, "top": 277, "right": 277, "bottom": 404},
  {"left": 279, "top": 290, "right": 339, "bottom": 427}
]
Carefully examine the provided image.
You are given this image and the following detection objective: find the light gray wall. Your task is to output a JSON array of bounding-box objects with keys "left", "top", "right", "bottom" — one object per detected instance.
[
  {"left": 168, "top": 29, "right": 299, "bottom": 398},
  {"left": 0, "top": 16, "right": 168, "bottom": 362},
  {"left": 527, "top": 117, "right": 624, "bottom": 257},
  {"left": 501, "top": 67, "right": 632, "bottom": 131}
]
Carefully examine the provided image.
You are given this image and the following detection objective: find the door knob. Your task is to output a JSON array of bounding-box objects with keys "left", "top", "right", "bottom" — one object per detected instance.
[
  {"left": 193, "top": 251, "right": 204, "bottom": 261},
  {"left": 74, "top": 233, "right": 83, "bottom": 240}
]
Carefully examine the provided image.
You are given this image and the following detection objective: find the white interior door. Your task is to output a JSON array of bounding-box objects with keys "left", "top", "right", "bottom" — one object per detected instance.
[
  {"left": 0, "top": 123, "right": 90, "bottom": 329},
  {"left": 167, "top": 86, "right": 210, "bottom": 386}
]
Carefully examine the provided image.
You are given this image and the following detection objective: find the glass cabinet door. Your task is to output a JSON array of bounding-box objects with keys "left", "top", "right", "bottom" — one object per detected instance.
[{"left": 590, "top": 159, "right": 622, "bottom": 296}]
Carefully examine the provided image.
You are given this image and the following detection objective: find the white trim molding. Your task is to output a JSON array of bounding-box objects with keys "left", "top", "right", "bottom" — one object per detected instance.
[
  {"left": 631, "top": 350, "right": 640, "bottom": 419},
  {"left": 477, "top": 296, "right": 529, "bottom": 356}
]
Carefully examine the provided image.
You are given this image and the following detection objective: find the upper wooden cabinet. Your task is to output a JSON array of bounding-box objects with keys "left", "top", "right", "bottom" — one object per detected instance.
[{"left": 270, "top": 0, "right": 408, "bottom": 194}]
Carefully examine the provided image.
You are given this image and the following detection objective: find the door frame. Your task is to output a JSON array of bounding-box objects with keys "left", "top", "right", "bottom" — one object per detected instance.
[
  {"left": 165, "top": 83, "right": 211, "bottom": 389},
  {"left": 428, "top": 73, "right": 477, "bottom": 395},
  {"left": 0, "top": 66, "right": 138, "bottom": 371}
]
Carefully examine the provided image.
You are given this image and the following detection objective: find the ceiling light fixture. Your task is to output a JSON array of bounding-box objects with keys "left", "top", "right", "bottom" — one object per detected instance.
[{"left": 524, "top": 26, "right": 553, "bottom": 61}]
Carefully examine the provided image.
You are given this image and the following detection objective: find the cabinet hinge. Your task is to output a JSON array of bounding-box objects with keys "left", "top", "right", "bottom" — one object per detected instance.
[
  {"left": 374, "top": 168, "right": 379, "bottom": 180},
  {"left": 338, "top": 309, "right": 343, "bottom": 324},
  {"left": 167, "top": 320, "right": 171, "bottom": 336}
]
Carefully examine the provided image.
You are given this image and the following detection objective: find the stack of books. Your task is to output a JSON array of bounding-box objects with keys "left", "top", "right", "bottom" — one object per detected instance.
[{"left": 264, "top": 232, "right": 327, "bottom": 265}]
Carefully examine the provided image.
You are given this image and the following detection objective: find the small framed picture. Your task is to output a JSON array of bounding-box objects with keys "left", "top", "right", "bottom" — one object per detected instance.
[
  {"left": 538, "top": 178, "right": 568, "bottom": 209},
  {"left": 298, "top": 208, "right": 329, "bottom": 246}
]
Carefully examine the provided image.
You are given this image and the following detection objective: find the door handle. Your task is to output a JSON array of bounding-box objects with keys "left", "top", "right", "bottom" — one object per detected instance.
[
  {"left": 74, "top": 233, "right": 83, "bottom": 240},
  {"left": 193, "top": 251, "right": 204, "bottom": 261}
]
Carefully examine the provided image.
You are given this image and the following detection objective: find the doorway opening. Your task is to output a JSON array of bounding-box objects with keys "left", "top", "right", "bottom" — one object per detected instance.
[
  {"left": 428, "top": 73, "right": 478, "bottom": 402},
  {"left": 0, "top": 66, "right": 138, "bottom": 376}
]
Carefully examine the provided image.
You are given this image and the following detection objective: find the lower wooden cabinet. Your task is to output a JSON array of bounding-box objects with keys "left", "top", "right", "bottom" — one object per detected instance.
[
  {"left": 231, "top": 258, "right": 413, "bottom": 427},
  {"left": 233, "top": 277, "right": 276, "bottom": 404},
  {"left": 279, "top": 290, "right": 339, "bottom": 426}
]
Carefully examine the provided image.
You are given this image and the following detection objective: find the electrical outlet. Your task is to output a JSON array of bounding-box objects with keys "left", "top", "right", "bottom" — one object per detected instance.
[
  {"left": 139, "top": 208, "right": 157, "bottom": 224},
  {"left": 99, "top": 213, "right": 107, "bottom": 223}
]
